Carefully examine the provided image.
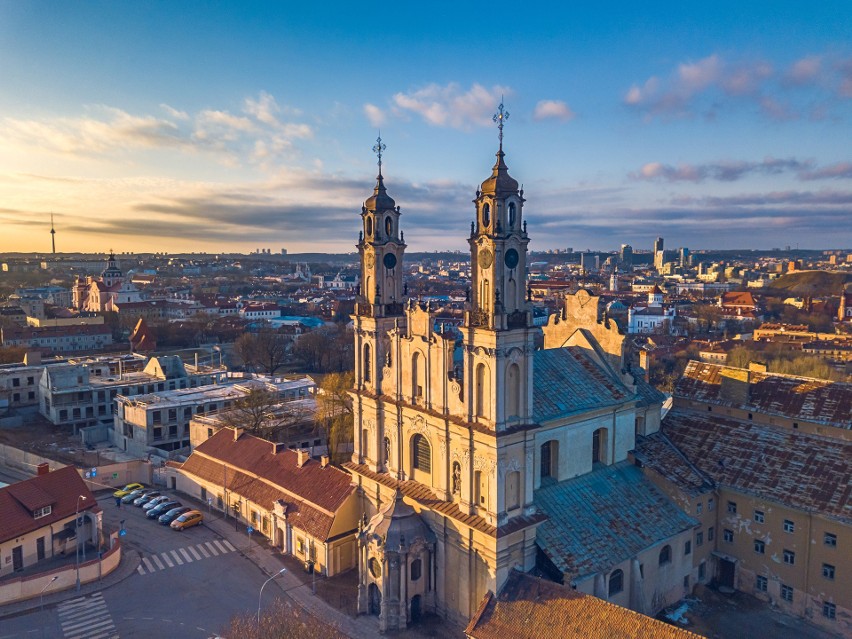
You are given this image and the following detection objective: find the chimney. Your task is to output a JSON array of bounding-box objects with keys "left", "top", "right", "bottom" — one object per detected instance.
[
  {"left": 719, "top": 368, "right": 750, "bottom": 406},
  {"left": 321, "top": 455, "right": 330, "bottom": 468},
  {"left": 24, "top": 351, "right": 42, "bottom": 366},
  {"left": 748, "top": 361, "right": 768, "bottom": 373},
  {"left": 233, "top": 427, "right": 244, "bottom": 441},
  {"left": 272, "top": 442, "right": 286, "bottom": 454},
  {"left": 37, "top": 462, "right": 49, "bottom": 476},
  {"left": 297, "top": 449, "right": 309, "bottom": 468}
]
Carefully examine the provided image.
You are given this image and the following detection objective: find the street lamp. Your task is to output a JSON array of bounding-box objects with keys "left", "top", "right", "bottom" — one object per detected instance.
[
  {"left": 75, "top": 495, "right": 87, "bottom": 591},
  {"left": 257, "top": 568, "right": 287, "bottom": 627},
  {"left": 40, "top": 575, "right": 58, "bottom": 612}
]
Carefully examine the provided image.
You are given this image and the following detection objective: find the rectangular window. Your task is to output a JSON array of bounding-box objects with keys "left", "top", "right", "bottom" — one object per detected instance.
[
  {"left": 696, "top": 532, "right": 703, "bottom": 547},
  {"left": 824, "top": 532, "right": 837, "bottom": 547},
  {"left": 153, "top": 427, "right": 162, "bottom": 440},
  {"left": 708, "top": 498, "right": 714, "bottom": 511},
  {"left": 696, "top": 502, "right": 702, "bottom": 515},
  {"left": 27, "top": 376, "right": 34, "bottom": 385},
  {"left": 727, "top": 501, "right": 737, "bottom": 514},
  {"left": 754, "top": 510, "right": 764, "bottom": 523},
  {"left": 33, "top": 505, "right": 52, "bottom": 518},
  {"left": 783, "top": 519, "right": 794, "bottom": 533},
  {"left": 168, "top": 409, "right": 177, "bottom": 421},
  {"left": 781, "top": 584, "right": 793, "bottom": 602},
  {"left": 823, "top": 602, "right": 836, "bottom": 620},
  {"left": 723, "top": 529, "right": 734, "bottom": 543},
  {"left": 12, "top": 378, "right": 20, "bottom": 387},
  {"left": 783, "top": 549, "right": 795, "bottom": 565},
  {"left": 296, "top": 538, "right": 304, "bottom": 555},
  {"left": 755, "top": 575, "right": 768, "bottom": 592},
  {"left": 684, "top": 541, "right": 692, "bottom": 556},
  {"left": 754, "top": 539, "right": 765, "bottom": 554},
  {"left": 698, "top": 561, "right": 706, "bottom": 581},
  {"left": 822, "top": 564, "right": 835, "bottom": 580},
  {"left": 708, "top": 526, "right": 714, "bottom": 541},
  {"left": 152, "top": 411, "right": 161, "bottom": 424}
]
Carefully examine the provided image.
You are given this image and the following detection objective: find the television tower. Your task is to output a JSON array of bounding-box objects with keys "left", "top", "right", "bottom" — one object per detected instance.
[{"left": 50, "top": 213, "right": 56, "bottom": 254}]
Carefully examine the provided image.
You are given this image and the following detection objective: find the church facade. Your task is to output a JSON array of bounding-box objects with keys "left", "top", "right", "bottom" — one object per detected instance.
[
  {"left": 72, "top": 252, "right": 143, "bottom": 313},
  {"left": 345, "top": 125, "right": 694, "bottom": 630}
]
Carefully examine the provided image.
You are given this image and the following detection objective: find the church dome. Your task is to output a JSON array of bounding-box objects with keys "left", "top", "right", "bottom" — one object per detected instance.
[
  {"left": 479, "top": 150, "right": 519, "bottom": 196},
  {"left": 364, "top": 173, "right": 396, "bottom": 212},
  {"left": 365, "top": 490, "right": 435, "bottom": 550}
]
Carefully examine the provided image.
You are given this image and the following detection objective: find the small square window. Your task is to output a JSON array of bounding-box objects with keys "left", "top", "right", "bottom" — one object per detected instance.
[
  {"left": 724, "top": 529, "right": 734, "bottom": 543},
  {"left": 823, "top": 602, "right": 836, "bottom": 620},
  {"left": 824, "top": 532, "right": 837, "bottom": 547},
  {"left": 754, "top": 510, "right": 764, "bottom": 523},
  {"left": 696, "top": 532, "right": 704, "bottom": 547},
  {"left": 822, "top": 564, "right": 835, "bottom": 580},
  {"left": 783, "top": 549, "right": 795, "bottom": 565},
  {"left": 708, "top": 526, "right": 715, "bottom": 541},
  {"left": 727, "top": 501, "right": 737, "bottom": 514},
  {"left": 708, "top": 498, "right": 714, "bottom": 511},
  {"left": 684, "top": 541, "right": 692, "bottom": 556},
  {"left": 781, "top": 584, "right": 793, "bottom": 602},
  {"left": 783, "top": 519, "right": 794, "bottom": 533},
  {"left": 696, "top": 502, "right": 703, "bottom": 515},
  {"left": 754, "top": 539, "right": 766, "bottom": 554},
  {"left": 755, "top": 575, "right": 768, "bottom": 592}
]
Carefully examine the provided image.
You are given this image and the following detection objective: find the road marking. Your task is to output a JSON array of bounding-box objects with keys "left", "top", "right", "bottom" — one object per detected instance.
[
  {"left": 222, "top": 539, "right": 236, "bottom": 552},
  {"left": 136, "top": 565, "right": 145, "bottom": 575},
  {"left": 135, "top": 541, "right": 234, "bottom": 574},
  {"left": 205, "top": 541, "right": 220, "bottom": 556},
  {"left": 179, "top": 548, "right": 193, "bottom": 562},
  {"left": 188, "top": 546, "right": 202, "bottom": 560},
  {"left": 213, "top": 540, "right": 229, "bottom": 554},
  {"left": 196, "top": 543, "right": 210, "bottom": 558},
  {"left": 169, "top": 550, "right": 184, "bottom": 565},
  {"left": 152, "top": 555, "right": 165, "bottom": 570},
  {"left": 57, "top": 592, "right": 117, "bottom": 639},
  {"left": 142, "top": 557, "right": 155, "bottom": 572},
  {"left": 161, "top": 552, "right": 174, "bottom": 568}
]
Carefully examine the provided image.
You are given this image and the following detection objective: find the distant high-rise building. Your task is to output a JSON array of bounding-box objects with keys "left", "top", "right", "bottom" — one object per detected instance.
[
  {"left": 679, "top": 247, "right": 690, "bottom": 267},
  {"left": 653, "top": 237, "right": 664, "bottom": 254},
  {"left": 620, "top": 243, "right": 633, "bottom": 267}
]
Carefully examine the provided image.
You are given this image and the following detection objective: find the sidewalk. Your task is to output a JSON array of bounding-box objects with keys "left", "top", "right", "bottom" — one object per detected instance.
[
  {"left": 0, "top": 546, "right": 141, "bottom": 620},
  {"left": 204, "top": 514, "right": 381, "bottom": 639}
]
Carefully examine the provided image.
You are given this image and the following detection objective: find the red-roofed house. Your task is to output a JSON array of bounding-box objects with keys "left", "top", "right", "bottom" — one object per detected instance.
[
  {"left": 176, "top": 427, "right": 358, "bottom": 576},
  {"left": 0, "top": 466, "right": 100, "bottom": 577}
]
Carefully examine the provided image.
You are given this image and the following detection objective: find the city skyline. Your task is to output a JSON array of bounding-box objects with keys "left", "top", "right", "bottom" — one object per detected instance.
[{"left": 1, "top": 1, "right": 851, "bottom": 254}]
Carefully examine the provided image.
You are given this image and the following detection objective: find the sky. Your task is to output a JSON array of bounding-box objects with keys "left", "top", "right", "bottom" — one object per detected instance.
[{"left": 0, "top": 1, "right": 850, "bottom": 255}]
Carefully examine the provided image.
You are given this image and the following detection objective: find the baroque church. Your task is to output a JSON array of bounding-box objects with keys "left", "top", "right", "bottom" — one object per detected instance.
[
  {"left": 345, "top": 115, "right": 697, "bottom": 631},
  {"left": 71, "top": 251, "right": 144, "bottom": 313}
]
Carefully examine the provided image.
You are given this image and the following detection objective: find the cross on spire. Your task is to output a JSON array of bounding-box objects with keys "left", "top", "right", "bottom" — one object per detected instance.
[
  {"left": 492, "top": 98, "right": 509, "bottom": 151},
  {"left": 372, "top": 133, "right": 386, "bottom": 176}
]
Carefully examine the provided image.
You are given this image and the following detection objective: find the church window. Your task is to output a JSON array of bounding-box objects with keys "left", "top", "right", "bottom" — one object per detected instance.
[
  {"left": 410, "top": 559, "right": 422, "bottom": 581},
  {"left": 385, "top": 216, "right": 392, "bottom": 236},
  {"left": 659, "top": 545, "right": 672, "bottom": 565},
  {"left": 363, "top": 344, "right": 372, "bottom": 383},
  {"left": 474, "top": 470, "right": 486, "bottom": 506},
  {"left": 482, "top": 203, "right": 491, "bottom": 228},
  {"left": 451, "top": 462, "right": 461, "bottom": 495},
  {"left": 506, "top": 471, "right": 521, "bottom": 510},
  {"left": 369, "top": 557, "right": 382, "bottom": 578},
  {"left": 362, "top": 429, "right": 369, "bottom": 459},
  {"left": 412, "top": 352, "right": 423, "bottom": 399},
  {"left": 540, "top": 440, "right": 558, "bottom": 481},
  {"left": 508, "top": 202, "right": 516, "bottom": 227},
  {"left": 366, "top": 216, "right": 373, "bottom": 237},
  {"left": 608, "top": 569, "right": 624, "bottom": 596},
  {"left": 506, "top": 363, "right": 520, "bottom": 418},
  {"left": 475, "top": 363, "right": 487, "bottom": 418},
  {"left": 413, "top": 434, "right": 431, "bottom": 473}
]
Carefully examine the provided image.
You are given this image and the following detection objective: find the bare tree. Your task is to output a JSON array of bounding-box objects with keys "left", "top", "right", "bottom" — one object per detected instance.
[
  {"left": 222, "top": 597, "right": 344, "bottom": 639},
  {"left": 235, "top": 327, "right": 291, "bottom": 376},
  {"left": 217, "top": 387, "right": 314, "bottom": 442},
  {"left": 315, "top": 372, "right": 354, "bottom": 463}
]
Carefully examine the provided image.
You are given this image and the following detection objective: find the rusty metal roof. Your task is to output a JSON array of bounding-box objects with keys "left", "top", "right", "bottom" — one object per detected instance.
[
  {"left": 662, "top": 408, "right": 851, "bottom": 524},
  {"left": 633, "top": 433, "right": 714, "bottom": 497},
  {"left": 675, "top": 361, "right": 852, "bottom": 428}
]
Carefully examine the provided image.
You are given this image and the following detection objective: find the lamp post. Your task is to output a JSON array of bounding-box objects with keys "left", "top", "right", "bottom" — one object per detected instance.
[
  {"left": 257, "top": 568, "right": 287, "bottom": 627},
  {"left": 75, "top": 495, "right": 87, "bottom": 591},
  {"left": 40, "top": 575, "right": 58, "bottom": 612}
]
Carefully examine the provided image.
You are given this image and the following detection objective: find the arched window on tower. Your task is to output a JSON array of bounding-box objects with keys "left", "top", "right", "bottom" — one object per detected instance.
[
  {"left": 475, "top": 363, "right": 488, "bottom": 418},
  {"left": 506, "top": 470, "right": 521, "bottom": 510},
  {"left": 508, "top": 202, "right": 516, "bottom": 227},
  {"left": 482, "top": 203, "right": 491, "bottom": 228},
  {"left": 365, "top": 216, "right": 374, "bottom": 237},
  {"left": 363, "top": 344, "right": 372, "bottom": 383},
  {"left": 506, "top": 363, "right": 521, "bottom": 419},
  {"left": 362, "top": 429, "right": 369, "bottom": 461},
  {"left": 412, "top": 352, "right": 423, "bottom": 400},
  {"left": 412, "top": 434, "right": 431, "bottom": 483}
]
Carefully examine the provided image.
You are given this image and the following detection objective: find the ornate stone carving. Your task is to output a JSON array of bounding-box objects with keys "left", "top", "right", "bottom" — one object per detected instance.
[{"left": 408, "top": 414, "right": 428, "bottom": 436}]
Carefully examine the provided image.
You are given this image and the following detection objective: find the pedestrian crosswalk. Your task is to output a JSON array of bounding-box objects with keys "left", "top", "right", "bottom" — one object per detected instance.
[
  {"left": 57, "top": 592, "right": 118, "bottom": 639},
  {"left": 136, "top": 539, "right": 236, "bottom": 575}
]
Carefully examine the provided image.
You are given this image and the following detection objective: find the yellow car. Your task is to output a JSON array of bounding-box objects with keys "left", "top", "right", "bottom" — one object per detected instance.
[
  {"left": 170, "top": 510, "right": 203, "bottom": 531},
  {"left": 113, "top": 483, "right": 144, "bottom": 498}
]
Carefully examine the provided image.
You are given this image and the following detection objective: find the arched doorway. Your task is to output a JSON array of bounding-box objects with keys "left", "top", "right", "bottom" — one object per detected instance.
[
  {"left": 410, "top": 594, "right": 422, "bottom": 623},
  {"left": 368, "top": 583, "right": 382, "bottom": 615}
]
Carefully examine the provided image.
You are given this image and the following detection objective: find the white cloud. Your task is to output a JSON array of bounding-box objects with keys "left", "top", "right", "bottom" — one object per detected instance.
[
  {"left": 533, "top": 100, "right": 575, "bottom": 122},
  {"left": 243, "top": 91, "right": 281, "bottom": 127},
  {"left": 363, "top": 103, "right": 386, "bottom": 127},
  {"left": 391, "top": 82, "right": 510, "bottom": 129},
  {"left": 160, "top": 103, "right": 189, "bottom": 120},
  {"left": 787, "top": 56, "right": 822, "bottom": 85}
]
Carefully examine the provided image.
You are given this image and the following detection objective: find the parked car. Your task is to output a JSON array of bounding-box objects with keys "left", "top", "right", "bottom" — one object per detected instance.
[
  {"left": 159, "top": 506, "right": 191, "bottom": 525},
  {"left": 113, "top": 483, "right": 144, "bottom": 498},
  {"left": 171, "top": 510, "right": 203, "bottom": 530},
  {"left": 133, "top": 491, "right": 161, "bottom": 506},
  {"left": 143, "top": 495, "right": 171, "bottom": 511},
  {"left": 146, "top": 501, "right": 181, "bottom": 519},
  {"left": 121, "top": 489, "right": 146, "bottom": 504}
]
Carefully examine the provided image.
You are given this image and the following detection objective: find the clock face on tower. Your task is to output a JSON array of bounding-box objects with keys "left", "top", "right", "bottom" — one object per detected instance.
[
  {"left": 505, "top": 248, "right": 519, "bottom": 269},
  {"left": 478, "top": 248, "right": 494, "bottom": 268},
  {"left": 383, "top": 253, "right": 397, "bottom": 270}
]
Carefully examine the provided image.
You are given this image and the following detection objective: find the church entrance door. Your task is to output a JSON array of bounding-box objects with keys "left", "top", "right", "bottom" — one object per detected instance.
[
  {"left": 410, "top": 594, "right": 422, "bottom": 623},
  {"left": 368, "top": 583, "right": 382, "bottom": 615}
]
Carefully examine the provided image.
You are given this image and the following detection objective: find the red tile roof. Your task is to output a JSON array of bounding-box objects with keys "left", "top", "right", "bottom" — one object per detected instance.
[
  {"left": 465, "top": 570, "right": 704, "bottom": 639},
  {"left": 0, "top": 466, "right": 98, "bottom": 543}
]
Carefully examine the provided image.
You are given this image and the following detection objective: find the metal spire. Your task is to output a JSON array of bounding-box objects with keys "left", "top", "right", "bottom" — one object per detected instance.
[
  {"left": 492, "top": 98, "right": 509, "bottom": 151},
  {"left": 372, "top": 133, "right": 386, "bottom": 176},
  {"left": 50, "top": 213, "right": 56, "bottom": 254}
]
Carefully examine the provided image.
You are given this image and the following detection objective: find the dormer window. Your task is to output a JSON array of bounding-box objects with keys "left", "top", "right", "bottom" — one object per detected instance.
[{"left": 33, "top": 505, "right": 52, "bottom": 519}]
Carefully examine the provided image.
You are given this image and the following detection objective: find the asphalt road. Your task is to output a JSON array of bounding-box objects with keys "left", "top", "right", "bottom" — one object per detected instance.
[{"left": 0, "top": 488, "right": 275, "bottom": 639}]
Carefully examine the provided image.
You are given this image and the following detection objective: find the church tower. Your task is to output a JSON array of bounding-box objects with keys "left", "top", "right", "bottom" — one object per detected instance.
[
  {"left": 463, "top": 102, "right": 536, "bottom": 431},
  {"left": 101, "top": 251, "right": 123, "bottom": 288}
]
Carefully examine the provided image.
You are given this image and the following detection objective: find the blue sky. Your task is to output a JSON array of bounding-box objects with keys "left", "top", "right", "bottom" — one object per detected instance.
[{"left": 0, "top": 1, "right": 850, "bottom": 254}]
